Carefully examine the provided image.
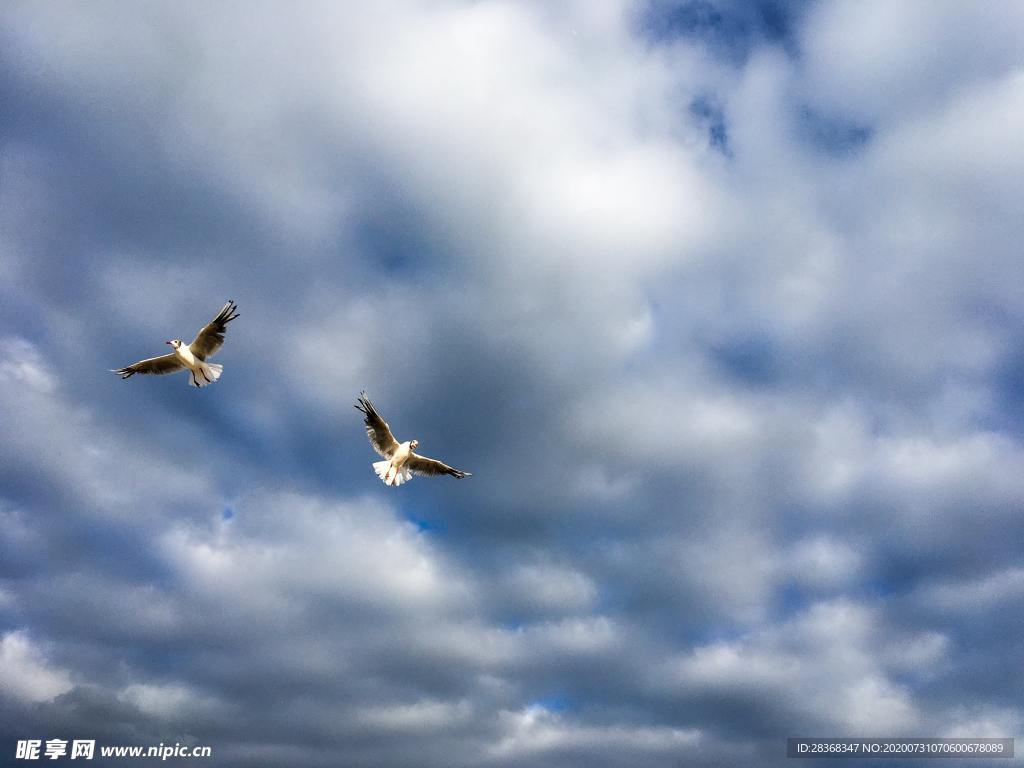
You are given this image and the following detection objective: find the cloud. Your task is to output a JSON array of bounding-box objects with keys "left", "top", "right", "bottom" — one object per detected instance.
[
  {"left": 0, "top": 631, "right": 73, "bottom": 704},
  {"left": 0, "top": 0, "right": 1022, "bottom": 765},
  {"left": 489, "top": 704, "right": 701, "bottom": 763},
  {"left": 799, "top": 0, "right": 1024, "bottom": 124},
  {"left": 118, "top": 682, "right": 225, "bottom": 722},
  {"left": 916, "top": 567, "right": 1024, "bottom": 614},
  {"left": 658, "top": 600, "right": 929, "bottom": 734},
  {"left": 783, "top": 536, "right": 862, "bottom": 589},
  {"left": 0, "top": 337, "right": 57, "bottom": 393}
]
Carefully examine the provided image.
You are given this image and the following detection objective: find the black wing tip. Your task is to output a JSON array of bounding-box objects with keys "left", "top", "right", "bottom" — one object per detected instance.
[
  {"left": 355, "top": 391, "right": 376, "bottom": 416},
  {"left": 111, "top": 368, "right": 134, "bottom": 379},
  {"left": 451, "top": 469, "right": 472, "bottom": 479},
  {"left": 218, "top": 300, "right": 240, "bottom": 324}
]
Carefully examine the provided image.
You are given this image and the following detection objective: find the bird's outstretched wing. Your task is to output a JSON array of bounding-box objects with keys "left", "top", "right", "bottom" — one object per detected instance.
[
  {"left": 189, "top": 300, "right": 240, "bottom": 360},
  {"left": 112, "top": 353, "right": 185, "bottom": 379},
  {"left": 355, "top": 392, "right": 400, "bottom": 458},
  {"left": 407, "top": 453, "right": 472, "bottom": 479}
]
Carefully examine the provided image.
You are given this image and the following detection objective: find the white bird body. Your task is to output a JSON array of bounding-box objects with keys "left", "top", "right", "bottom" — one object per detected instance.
[
  {"left": 171, "top": 341, "right": 223, "bottom": 388},
  {"left": 173, "top": 344, "right": 197, "bottom": 367},
  {"left": 392, "top": 441, "right": 413, "bottom": 464},
  {"left": 375, "top": 441, "right": 414, "bottom": 487}
]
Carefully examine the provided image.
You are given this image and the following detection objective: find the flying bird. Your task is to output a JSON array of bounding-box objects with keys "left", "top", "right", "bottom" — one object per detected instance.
[
  {"left": 112, "top": 300, "right": 240, "bottom": 388},
  {"left": 355, "top": 392, "right": 471, "bottom": 486}
]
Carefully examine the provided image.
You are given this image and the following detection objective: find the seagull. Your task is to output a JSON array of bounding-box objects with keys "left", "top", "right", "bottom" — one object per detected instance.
[
  {"left": 112, "top": 301, "right": 240, "bottom": 388},
  {"left": 355, "top": 392, "right": 472, "bottom": 486}
]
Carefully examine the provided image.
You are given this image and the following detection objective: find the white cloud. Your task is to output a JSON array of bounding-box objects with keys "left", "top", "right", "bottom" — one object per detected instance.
[
  {"left": 119, "top": 682, "right": 224, "bottom": 721},
  {"left": 943, "top": 706, "right": 1022, "bottom": 740},
  {"left": 661, "top": 600, "right": 922, "bottom": 734},
  {"left": 161, "top": 492, "right": 475, "bottom": 615},
  {"left": 0, "top": 337, "right": 214, "bottom": 518},
  {"left": 918, "top": 567, "right": 1024, "bottom": 613},
  {"left": 800, "top": 0, "right": 1024, "bottom": 123},
  {"left": 783, "top": 536, "right": 862, "bottom": 588},
  {"left": 489, "top": 704, "right": 700, "bottom": 760},
  {"left": 500, "top": 562, "right": 597, "bottom": 613},
  {"left": 881, "top": 631, "right": 949, "bottom": 674},
  {"left": 357, "top": 699, "right": 473, "bottom": 732},
  {"left": 0, "top": 631, "right": 72, "bottom": 704},
  {"left": 0, "top": 337, "right": 57, "bottom": 393}
]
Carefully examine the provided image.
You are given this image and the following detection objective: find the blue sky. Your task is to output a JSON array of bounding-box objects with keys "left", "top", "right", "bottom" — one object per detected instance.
[{"left": 1, "top": 1, "right": 1023, "bottom": 765}]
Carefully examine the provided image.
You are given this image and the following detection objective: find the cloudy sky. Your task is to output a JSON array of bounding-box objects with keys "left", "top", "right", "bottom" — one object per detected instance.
[{"left": 1, "top": 1, "right": 1023, "bottom": 765}]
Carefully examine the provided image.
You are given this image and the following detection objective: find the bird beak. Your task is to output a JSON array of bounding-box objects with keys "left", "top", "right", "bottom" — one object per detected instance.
[{"left": 165, "top": 340, "right": 173, "bottom": 345}]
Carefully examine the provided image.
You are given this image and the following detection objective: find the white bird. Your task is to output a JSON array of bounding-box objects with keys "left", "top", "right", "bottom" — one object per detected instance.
[
  {"left": 112, "top": 301, "right": 240, "bottom": 388},
  {"left": 355, "top": 392, "right": 471, "bottom": 486}
]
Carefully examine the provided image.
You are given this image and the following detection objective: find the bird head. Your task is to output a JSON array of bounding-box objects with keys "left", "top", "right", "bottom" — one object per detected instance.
[
  {"left": 166, "top": 339, "right": 183, "bottom": 349},
  {"left": 410, "top": 439, "right": 419, "bottom": 449}
]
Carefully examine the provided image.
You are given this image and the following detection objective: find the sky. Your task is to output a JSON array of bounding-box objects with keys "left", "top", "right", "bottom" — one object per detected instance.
[{"left": 1, "top": 1, "right": 1023, "bottom": 765}]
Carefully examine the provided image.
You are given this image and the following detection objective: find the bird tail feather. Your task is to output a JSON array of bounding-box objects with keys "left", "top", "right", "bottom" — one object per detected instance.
[
  {"left": 373, "top": 461, "right": 411, "bottom": 487},
  {"left": 190, "top": 362, "right": 223, "bottom": 388}
]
